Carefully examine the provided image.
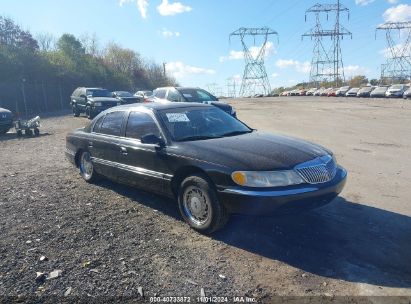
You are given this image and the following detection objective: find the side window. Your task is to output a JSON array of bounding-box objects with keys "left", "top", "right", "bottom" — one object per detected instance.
[
  {"left": 99, "top": 111, "right": 125, "bottom": 136},
  {"left": 167, "top": 89, "right": 181, "bottom": 102},
  {"left": 125, "top": 111, "right": 160, "bottom": 140},
  {"left": 154, "top": 89, "right": 166, "bottom": 99},
  {"left": 93, "top": 115, "right": 105, "bottom": 133}
]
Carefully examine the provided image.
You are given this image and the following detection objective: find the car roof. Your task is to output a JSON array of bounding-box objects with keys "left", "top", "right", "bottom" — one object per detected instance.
[
  {"left": 107, "top": 102, "right": 212, "bottom": 112},
  {"left": 155, "top": 87, "right": 203, "bottom": 90}
]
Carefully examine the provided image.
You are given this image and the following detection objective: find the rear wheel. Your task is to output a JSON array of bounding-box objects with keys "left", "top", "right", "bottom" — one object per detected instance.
[
  {"left": 79, "top": 151, "right": 99, "bottom": 183},
  {"left": 85, "top": 106, "right": 93, "bottom": 119},
  {"left": 178, "top": 174, "right": 229, "bottom": 234}
]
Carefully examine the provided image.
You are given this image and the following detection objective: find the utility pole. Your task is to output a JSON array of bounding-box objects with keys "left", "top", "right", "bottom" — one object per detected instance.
[
  {"left": 302, "top": 1, "right": 352, "bottom": 87},
  {"left": 376, "top": 21, "right": 411, "bottom": 84},
  {"left": 230, "top": 27, "right": 278, "bottom": 97}
]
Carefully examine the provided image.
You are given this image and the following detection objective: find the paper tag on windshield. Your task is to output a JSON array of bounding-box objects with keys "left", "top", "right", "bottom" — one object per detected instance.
[{"left": 166, "top": 113, "right": 190, "bottom": 122}]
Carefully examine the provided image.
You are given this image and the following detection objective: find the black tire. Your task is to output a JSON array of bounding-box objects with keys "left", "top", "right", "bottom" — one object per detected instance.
[
  {"left": 78, "top": 151, "right": 99, "bottom": 183},
  {"left": 72, "top": 104, "right": 80, "bottom": 117},
  {"left": 17, "top": 130, "right": 22, "bottom": 137},
  {"left": 178, "top": 174, "right": 229, "bottom": 234},
  {"left": 34, "top": 128, "right": 40, "bottom": 136},
  {"left": 86, "top": 106, "right": 95, "bottom": 120}
]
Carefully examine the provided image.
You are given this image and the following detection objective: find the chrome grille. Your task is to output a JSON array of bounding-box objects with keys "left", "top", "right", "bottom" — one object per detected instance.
[{"left": 295, "top": 155, "right": 337, "bottom": 184}]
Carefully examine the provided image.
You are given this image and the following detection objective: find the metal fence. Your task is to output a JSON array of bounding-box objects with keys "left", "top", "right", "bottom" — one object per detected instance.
[{"left": 0, "top": 80, "right": 75, "bottom": 116}]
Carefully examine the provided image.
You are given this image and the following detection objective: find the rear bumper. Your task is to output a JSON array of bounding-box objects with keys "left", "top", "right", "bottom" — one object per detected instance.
[{"left": 218, "top": 167, "right": 347, "bottom": 215}]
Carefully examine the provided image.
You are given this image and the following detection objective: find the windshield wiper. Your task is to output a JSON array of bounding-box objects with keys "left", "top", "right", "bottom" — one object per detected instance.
[
  {"left": 177, "top": 135, "right": 222, "bottom": 142},
  {"left": 220, "top": 130, "right": 253, "bottom": 137}
]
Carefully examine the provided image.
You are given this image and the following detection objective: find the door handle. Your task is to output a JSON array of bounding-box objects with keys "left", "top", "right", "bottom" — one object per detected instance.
[
  {"left": 120, "top": 147, "right": 128, "bottom": 155},
  {"left": 88, "top": 141, "right": 93, "bottom": 148}
]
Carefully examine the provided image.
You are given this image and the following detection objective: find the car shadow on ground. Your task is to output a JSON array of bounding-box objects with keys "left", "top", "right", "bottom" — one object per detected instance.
[
  {"left": 95, "top": 180, "right": 411, "bottom": 289},
  {"left": 214, "top": 197, "right": 411, "bottom": 289},
  {"left": 0, "top": 132, "right": 51, "bottom": 142}
]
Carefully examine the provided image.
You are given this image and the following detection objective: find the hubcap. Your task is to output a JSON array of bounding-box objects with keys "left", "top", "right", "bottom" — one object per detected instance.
[
  {"left": 80, "top": 152, "right": 93, "bottom": 179},
  {"left": 183, "top": 186, "right": 210, "bottom": 226}
]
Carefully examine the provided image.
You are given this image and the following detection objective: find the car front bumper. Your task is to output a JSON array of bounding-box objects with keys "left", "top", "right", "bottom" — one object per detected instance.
[{"left": 218, "top": 167, "right": 347, "bottom": 215}]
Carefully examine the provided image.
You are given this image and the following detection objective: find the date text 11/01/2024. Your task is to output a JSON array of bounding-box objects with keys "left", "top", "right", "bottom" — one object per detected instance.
[{"left": 149, "top": 296, "right": 256, "bottom": 303}]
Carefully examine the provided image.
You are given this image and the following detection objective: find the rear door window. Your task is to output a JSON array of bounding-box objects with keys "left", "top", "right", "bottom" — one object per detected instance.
[
  {"left": 125, "top": 111, "right": 160, "bottom": 140},
  {"left": 99, "top": 111, "right": 125, "bottom": 136}
]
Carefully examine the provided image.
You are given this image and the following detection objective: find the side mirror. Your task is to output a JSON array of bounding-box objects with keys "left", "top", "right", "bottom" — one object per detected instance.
[{"left": 141, "top": 134, "right": 165, "bottom": 147}]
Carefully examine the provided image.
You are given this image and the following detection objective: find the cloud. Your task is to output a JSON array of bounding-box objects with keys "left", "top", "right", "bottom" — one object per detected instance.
[
  {"left": 383, "top": 4, "right": 411, "bottom": 22},
  {"left": 157, "top": 0, "right": 192, "bottom": 16},
  {"left": 166, "top": 62, "right": 216, "bottom": 79},
  {"left": 355, "top": 0, "right": 375, "bottom": 6},
  {"left": 219, "top": 42, "right": 276, "bottom": 62},
  {"left": 119, "top": 0, "right": 149, "bottom": 18},
  {"left": 387, "top": 0, "right": 398, "bottom": 4},
  {"left": 343, "top": 65, "right": 370, "bottom": 77},
  {"left": 160, "top": 28, "right": 180, "bottom": 38},
  {"left": 272, "top": 73, "right": 279, "bottom": 78},
  {"left": 275, "top": 59, "right": 311, "bottom": 74},
  {"left": 137, "top": 0, "right": 149, "bottom": 18}
]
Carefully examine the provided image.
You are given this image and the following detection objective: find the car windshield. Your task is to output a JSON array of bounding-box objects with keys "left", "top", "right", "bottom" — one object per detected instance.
[
  {"left": 158, "top": 107, "right": 251, "bottom": 142},
  {"left": 87, "top": 89, "right": 111, "bottom": 97},
  {"left": 115, "top": 91, "right": 133, "bottom": 97},
  {"left": 375, "top": 87, "right": 387, "bottom": 92},
  {"left": 361, "top": 87, "right": 372, "bottom": 92},
  {"left": 178, "top": 88, "right": 218, "bottom": 103}
]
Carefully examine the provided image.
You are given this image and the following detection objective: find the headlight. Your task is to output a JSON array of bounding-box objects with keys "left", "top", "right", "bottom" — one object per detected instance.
[
  {"left": 231, "top": 170, "right": 304, "bottom": 188},
  {"left": 94, "top": 102, "right": 102, "bottom": 107},
  {"left": 231, "top": 108, "right": 236, "bottom": 115}
]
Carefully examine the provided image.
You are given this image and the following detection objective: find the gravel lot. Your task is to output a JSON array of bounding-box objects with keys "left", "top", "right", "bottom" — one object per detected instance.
[{"left": 1, "top": 96, "right": 411, "bottom": 302}]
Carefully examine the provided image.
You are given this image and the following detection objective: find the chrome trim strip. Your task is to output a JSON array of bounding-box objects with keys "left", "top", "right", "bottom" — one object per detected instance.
[
  {"left": 221, "top": 187, "right": 319, "bottom": 197},
  {"left": 91, "top": 157, "right": 172, "bottom": 181}
]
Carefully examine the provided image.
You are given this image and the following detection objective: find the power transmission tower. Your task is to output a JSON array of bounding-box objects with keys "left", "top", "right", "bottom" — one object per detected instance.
[
  {"left": 206, "top": 83, "right": 218, "bottom": 96},
  {"left": 226, "top": 77, "right": 238, "bottom": 98},
  {"left": 302, "top": 0, "right": 352, "bottom": 87},
  {"left": 229, "top": 27, "right": 278, "bottom": 97},
  {"left": 376, "top": 21, "right": 411, "bottom": 84}
]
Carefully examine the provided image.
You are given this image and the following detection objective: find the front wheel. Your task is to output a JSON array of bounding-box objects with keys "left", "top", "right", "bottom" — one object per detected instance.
[
  {"left": 72, "top": 104, "right": 80, "bottom": 117},
  {"left": 79, "top": 151, "right": 99, "bottom": 183},
  {"left": 85, "top": 106, "right": 94, "bottom": 119},
  {"left": 178, "top": 174, "right": 229, "bottom": 234}
]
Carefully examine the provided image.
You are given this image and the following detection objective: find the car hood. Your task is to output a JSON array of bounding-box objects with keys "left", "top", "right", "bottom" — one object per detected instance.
[
  {"left": 0, "top": 107, "right": 12, "bottom": 114},
  {"left": 175, "top": 132, "right": 331, "bottom": 171},
  {"left": 89, "top": 97, "right": 119, "bottom": 103},
  {"left": 209, "top": 101, "right": 232, "bottom": 112}
]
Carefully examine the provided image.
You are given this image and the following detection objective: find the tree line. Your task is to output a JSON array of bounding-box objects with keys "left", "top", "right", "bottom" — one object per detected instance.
[{"left": 0, "top": 16, "right": 176, "bottom": 113}]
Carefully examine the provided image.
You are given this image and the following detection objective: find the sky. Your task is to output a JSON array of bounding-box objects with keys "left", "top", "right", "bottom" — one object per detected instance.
[{"left": 2, "top": 0, "right": 411, "bottom": 92}]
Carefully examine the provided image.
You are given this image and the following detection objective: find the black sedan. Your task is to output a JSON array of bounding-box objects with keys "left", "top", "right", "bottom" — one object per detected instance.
[{"left": 66, "top": 103, "right": 347, "bottom": 233}]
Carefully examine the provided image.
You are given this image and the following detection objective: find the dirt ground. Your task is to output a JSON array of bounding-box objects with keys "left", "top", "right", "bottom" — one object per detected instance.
[{"left": 1, "top": 96, "right": 411, "bottom": 302}]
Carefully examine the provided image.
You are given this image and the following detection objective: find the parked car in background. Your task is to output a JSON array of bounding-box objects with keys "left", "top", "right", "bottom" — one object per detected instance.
[
  {"left": 385, "top": 84, "right": 409, "bottom": 98},
  {"left": 321, "top": 88, "right": 333, "bottom": 96},
  {"left": 71, "top": 87, "right": 120, "bottom": 119},
  {"left": 281, "top": 91, "right": 289, "bottom": 96},
  {"left": 336, "top": 86, "right": 350, "bottom": 97},
  {"left": 66, "top": 103, "right": 347, "bottom": 233},
  {"left": 306, "top": 88, "right": 317, "bottom": 96},
  {"left": 403, "top": 87, "right": 411, "bottom": 99},
  {"left": 313, "top": 88, "right": 325, "bottom": 96},
  {"left": 134, "top": 90, "right": 153, "bottom": 103},
  {"left": 0, "top": 107, "right": 13, "bottom": 134},
  {"left": 346, "top": 87, "right": 360, "bottom": 97},
  {"left": 357, "top": 86, "right": 375, "bottom": 97},
  {"left": 152, "top": 87, "right": 236, "bottom": 117},
  {"left": 327, "top": 88, "right": 338, "bottom": 97},
  {"left": 299, "top": 90, "right": 307, "bottom": 96},
  {"left": 112, "top": 91, "right": 143, "bottom": 105},
  {"left": 370, "top": 86, "right": 388, "bottom": 98}
]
